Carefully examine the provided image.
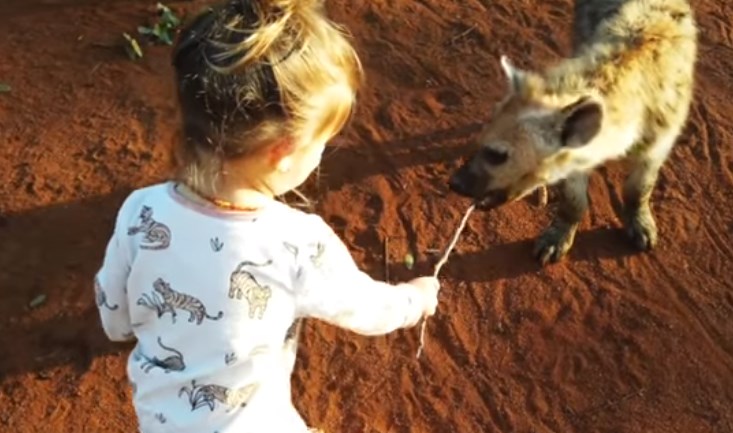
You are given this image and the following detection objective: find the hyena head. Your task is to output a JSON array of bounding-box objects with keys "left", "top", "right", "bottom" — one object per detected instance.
[{"left": 449, "top": 56, "right": 604, "bottom": 209}]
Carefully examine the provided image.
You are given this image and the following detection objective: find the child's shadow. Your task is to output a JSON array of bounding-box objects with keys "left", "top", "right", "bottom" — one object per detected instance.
[{"left": 0, "top": 189, "right": 136, "bottom": 381}]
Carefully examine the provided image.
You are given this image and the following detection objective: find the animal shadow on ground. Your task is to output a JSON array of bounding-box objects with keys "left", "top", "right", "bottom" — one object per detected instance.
[
  {"left": 390, "top": 226, "right": 642, "bottom": 285},
  {"left": 318, "top": 122, "right": 485, "bottom": 192},
  {"left": 0, "top": 189, "right": 137, "bottom": 381}
]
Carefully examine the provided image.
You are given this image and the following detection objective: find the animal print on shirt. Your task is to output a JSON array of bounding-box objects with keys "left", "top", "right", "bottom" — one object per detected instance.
[
  {"left": 137, "top": 278, "right": 223, "bottom": 325},
  {"left": 228, "top": 260, "right": 273, "bottom": 319},
  {"left": 155, "top": 413, "right": 167, "bottom": 424},
  {"left": 283, "top": 242, "right": 299, "bottom": 259},
  {"left": 210, "top": 237, "right": 224, "bottom": 252},
  {"left": 284, "top": 319, "right": 302, "bottom": 357},
  {"left": 123, "top": 265, "right": 132, "bottom": 294},
  {"left": 224, "top": 352, "right": 237, "bottom": 365},
  {"left": 179, "top": 380, "right": 258, "bottom": 412},
  {"left": 284, "top": 319, "right": 302, "bottom": 344},
  {"left": 309, "top": 242, "right": 326, "bottom": 268},
  {"left": 127, "top": 205, "right": 171, "bottom": 250},
  {"left": 94, "top": 277, "right": 119, "bottom": 311},
  {"left": 134, "top": 336, "right": 186, "bottom": 373}
]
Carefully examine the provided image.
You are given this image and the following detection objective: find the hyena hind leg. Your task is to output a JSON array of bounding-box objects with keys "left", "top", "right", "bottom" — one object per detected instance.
[
  {"left": 534, "top": 172, "right": 590, "bottom": 265},
  {"left": 622, "top": 130, "right": 680, "bottom": 251}
]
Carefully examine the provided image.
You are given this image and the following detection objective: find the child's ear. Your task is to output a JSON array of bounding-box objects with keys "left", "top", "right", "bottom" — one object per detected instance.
[
  {"left": 277, "top": 156, "right": 293, "bottom": 173},
  {"left": 267, "top": 138, "right": 296, "bottom": 169}
]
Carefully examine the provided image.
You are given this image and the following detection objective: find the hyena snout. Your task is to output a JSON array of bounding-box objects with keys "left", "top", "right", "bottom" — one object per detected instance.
[
  {"left": 448, "top": 161, "right": 508, "bottom": 209},
  {"left": 448, "top": 161, "right": 484, "bottom": 199}
]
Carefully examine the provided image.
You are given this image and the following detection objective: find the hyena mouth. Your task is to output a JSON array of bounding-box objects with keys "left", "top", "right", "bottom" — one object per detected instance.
[{"left": 474, "top": 190, "right": 509, "bottom": 210}]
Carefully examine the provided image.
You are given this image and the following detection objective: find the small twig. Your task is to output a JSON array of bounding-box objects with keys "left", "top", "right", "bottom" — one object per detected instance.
[
  {"left": 89, "top": 42, "right": 118, "bottom": 49},
  {"left": 431, "top": 205, "right": 475, "bottom": 277},
  {"left": 416, "top": 204, "right": 475, "bottom": 358},
  {"left": 450, "top": 25, "right": 476, "bottom": 45},
  {"left": 582, "top": 388, "right": 645, "bottom": 417},
  {"left": 384, "top": 235, "right": 390, "bottom": 283}
]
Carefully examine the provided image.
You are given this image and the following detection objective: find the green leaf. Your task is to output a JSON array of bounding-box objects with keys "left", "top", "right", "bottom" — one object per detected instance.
[
  {"left": 157, "top": 3, "right": 180, "bottom": 27},
  {"left": 0, "top": 83, "right": 10, "bottom": 93},
  {"left": 137, "top": 26, "right": 154, "bottom": 35},
  {"left": 29, "top": 294, "right": 47, "bottom": 309},
  {"left": 122, "top": 33, "right": 144, "bottom": 59},
  {"left": 148, "top": 21, "right": 174, "bottom": 45},
  {"left": 404, "top": 253, "right": 415, "bottom": 270},
  {"left": 151, "top": 23, "right": 163, "bottom": 38},
  {"left": 160, "top": 31, "right": 173, "bottom": 45},
  {"left": 162, "top": 10, "right": 180, "bottom": 27}
]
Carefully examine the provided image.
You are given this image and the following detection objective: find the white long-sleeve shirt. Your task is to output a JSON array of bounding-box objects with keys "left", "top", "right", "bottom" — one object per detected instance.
[{"left": 94, "top": 181, "right": 425, "bottom": 433}]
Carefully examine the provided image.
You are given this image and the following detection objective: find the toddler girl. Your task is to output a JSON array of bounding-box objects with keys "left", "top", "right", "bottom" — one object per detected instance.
[{"left": 94, "top": 1, "right": 440, "bottom": 432}]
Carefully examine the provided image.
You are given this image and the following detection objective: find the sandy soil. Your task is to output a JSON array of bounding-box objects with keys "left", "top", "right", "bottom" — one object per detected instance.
[{"left": 1, "top": 0, "right": 732, "bottom": 432}]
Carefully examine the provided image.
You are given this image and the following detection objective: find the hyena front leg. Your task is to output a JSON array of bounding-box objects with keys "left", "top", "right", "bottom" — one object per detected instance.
[
  {"left": 622, "top": 131, "right": 678, "bottom": 250},
  {"left": 533, "top": 172, "right": 589, "bottom": 265}
]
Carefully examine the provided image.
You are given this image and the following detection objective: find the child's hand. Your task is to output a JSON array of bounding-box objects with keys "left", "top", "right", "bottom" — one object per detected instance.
[{"left": 407, "top": 276, "right": 440, "bottom": 317}]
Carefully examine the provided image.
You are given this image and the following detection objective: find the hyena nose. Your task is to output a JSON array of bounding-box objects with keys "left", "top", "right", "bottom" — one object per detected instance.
[{"left": 448, "top": 172, "right": 470, "bottom": 197}]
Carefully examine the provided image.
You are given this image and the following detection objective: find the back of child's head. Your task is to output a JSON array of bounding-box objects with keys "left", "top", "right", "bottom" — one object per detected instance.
[{"left": 172, "top": 0, "right": 362, "bottom": 189}]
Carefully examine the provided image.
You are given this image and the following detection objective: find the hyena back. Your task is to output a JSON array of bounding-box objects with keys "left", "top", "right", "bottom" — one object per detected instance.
[{"left": 448, "top": 0, "right": 697, "bottom": 264}]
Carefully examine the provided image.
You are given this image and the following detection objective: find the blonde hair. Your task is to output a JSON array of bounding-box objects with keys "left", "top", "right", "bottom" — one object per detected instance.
[{"left": 172, "top": 0, "right": 362, "bottom": 191}]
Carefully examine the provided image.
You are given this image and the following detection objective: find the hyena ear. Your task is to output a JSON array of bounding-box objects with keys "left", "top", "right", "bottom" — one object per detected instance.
[
  {"left": 500, "top": 55, "right": 526, "bottom": 93},
  {"left": 559, "top": 96, "right": 603, "bottom": 147}
]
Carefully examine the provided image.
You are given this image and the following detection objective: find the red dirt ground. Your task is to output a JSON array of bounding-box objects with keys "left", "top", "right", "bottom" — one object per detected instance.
[{"left": 1, "top": 1, "right": 732, "bottom": 432}]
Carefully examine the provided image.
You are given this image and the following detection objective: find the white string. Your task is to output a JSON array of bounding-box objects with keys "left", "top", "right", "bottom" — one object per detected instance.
[{"left": 415, "top": 203, "right": 475, "bottom": 358}]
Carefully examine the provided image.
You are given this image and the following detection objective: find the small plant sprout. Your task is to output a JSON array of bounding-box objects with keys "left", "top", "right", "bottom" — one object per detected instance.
[
  {"left": 137, "top": 3, "right": 181, "bottom": 46},
  {"left": 404, "top": 252, "right": 415, "bottom": 270},
  {"left": 29, "top": 294, "right": 47, "bottom": 309},
  {"left": 122, "top": 33, "right": 144, "bottom": 60}
]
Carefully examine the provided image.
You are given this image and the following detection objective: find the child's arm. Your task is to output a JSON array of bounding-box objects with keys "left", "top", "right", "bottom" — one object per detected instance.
[
  {"left": 293, "top": 218, "right": 438, "bottom": 336},
  {"left": 95, "top": 204, "right": 135, "bottom": 342}
]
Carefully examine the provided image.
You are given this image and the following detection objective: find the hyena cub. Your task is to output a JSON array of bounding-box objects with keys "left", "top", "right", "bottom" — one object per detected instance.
[{"left": 449, "top": 0, "right": 697, "bottom": 264}]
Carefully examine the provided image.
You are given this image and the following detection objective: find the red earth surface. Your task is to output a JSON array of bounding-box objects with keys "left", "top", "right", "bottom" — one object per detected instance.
[{"left": 1, "top": 1, "right": 732, "bottom": 432}]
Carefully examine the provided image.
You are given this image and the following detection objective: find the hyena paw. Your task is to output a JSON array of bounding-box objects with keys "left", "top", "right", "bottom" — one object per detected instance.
[
  {"left": 533, "top": 224, "right": 577, "bottom": 265},
  {"left": 625, "top": 208, "right": 658, "bottom": 251}
]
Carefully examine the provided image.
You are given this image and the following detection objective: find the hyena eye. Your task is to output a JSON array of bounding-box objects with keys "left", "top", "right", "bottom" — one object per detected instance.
[{"left": 481, "top": 148, "right": 508, "bottom": 165}]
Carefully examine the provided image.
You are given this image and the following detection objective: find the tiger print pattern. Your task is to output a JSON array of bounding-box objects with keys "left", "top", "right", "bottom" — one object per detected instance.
[
  {"left": 137, "top": 278, "right": 223, "bottom": 325},
  {"left": 128, "top": 205, "right": 171, "bottom": 250}
]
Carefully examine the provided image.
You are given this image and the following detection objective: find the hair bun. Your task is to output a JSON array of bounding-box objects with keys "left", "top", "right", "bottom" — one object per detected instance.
[
  {"left": 248, "top": 0, "right": 323, "bottom": 15},
  {"left": 210, "top": 0, "right": 323, "bottom": 70}
]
